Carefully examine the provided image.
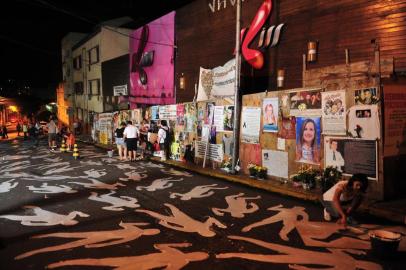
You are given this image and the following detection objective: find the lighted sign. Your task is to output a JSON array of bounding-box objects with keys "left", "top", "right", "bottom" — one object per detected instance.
[{"left": 240, "top": 0, "right": 284, "bottom": 69}]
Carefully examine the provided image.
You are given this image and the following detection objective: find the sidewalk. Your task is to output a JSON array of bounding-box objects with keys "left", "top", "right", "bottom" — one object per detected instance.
[{"left": 77, "top": 135, "right": 406, "bottom": 225}]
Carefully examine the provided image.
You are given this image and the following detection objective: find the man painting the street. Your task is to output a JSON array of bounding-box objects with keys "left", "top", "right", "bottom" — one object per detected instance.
[{"left": 47, "top": 117, "right": 57, "bottom": 151}]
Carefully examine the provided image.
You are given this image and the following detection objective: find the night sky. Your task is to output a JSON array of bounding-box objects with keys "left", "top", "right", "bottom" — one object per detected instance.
[{"left": 0, "top": 0, "right": 192, "bottom": 89}]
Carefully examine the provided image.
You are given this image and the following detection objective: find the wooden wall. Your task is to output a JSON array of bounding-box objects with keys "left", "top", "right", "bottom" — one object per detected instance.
[{"left": 175, "top": 0, "right": 406, "bottom": 102}]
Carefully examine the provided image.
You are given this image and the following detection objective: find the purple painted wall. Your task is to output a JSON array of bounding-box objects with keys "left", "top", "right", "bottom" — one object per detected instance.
[{"left": 129, "top": 11, "right": 175, "bottom": 108}]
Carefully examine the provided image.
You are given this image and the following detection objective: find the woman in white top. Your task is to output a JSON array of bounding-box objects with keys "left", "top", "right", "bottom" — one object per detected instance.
[{"left": 322, "top": 173, "right": 368, "bottom": 225}]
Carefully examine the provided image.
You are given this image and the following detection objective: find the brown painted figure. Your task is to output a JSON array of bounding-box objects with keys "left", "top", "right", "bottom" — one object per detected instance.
[
  {"left": 136, "top": 203, "right": 227, "bottom": 237},
  {"left": 16, "top": 222, "right": 160, "bottom": 259},
  {"left": 242, "top": 204, "right": 309, "bottom": 241},
  {"left": 47, "top": 243, "right": 209, "bottom": 270}
]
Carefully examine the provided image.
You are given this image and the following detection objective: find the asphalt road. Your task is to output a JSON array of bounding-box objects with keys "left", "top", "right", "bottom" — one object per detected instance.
[{"left": 0, "top": 138, "right": 405, "bottom": 270}]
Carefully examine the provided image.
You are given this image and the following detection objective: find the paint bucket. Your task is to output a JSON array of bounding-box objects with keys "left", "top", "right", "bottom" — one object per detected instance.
[
  {"left": 107, "top": 150, "right": 114, "bottom": 158},
  {"left": 369, "top": 230, "right": 402, "bottom": 258}
]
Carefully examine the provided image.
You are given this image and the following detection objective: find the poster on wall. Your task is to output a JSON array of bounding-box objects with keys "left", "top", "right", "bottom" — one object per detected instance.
[
  {"left": 354, "top": 87, "right": 379, "bottom": 105},
  {"left": 222, "top": 134, "right": 233, "bottom": 156},
  {"left": 185, "top": 103, "right": 197, "bottom": 132},
  {"left": 321, "top": 90, "right": 346, "bottom": 135},
  {"left": 98, "top": 113, "right": 113, "bottom": 129},
  {"left": 241, "top": 107, "right": 261, "bottom": 144},
  {"left": 262, "top": 150, "right": 288, "bottom": 179},
  {"left": 289, "top": 88, "right": 322, "bottom": 116},
  {"left": 176, "top": 104, "right": 185, "bottom": 126},
  {"left": 279, "top": 93, "right": 291, "bottom": 118},
  {"left": 99, "top": 131, "right": 109, "bottom": 145},
  {"left": 223, "top": 105, "right": 234, "bottom": 132},
  {"left": 263, "top": 98, "right": 279, "bottom": 132},
  {"left": 131, "top": 109, "right": 142, "bottom": 126},
  {"left": 205, "top": 102, "right": 215, "bottom": 125},
  {"left": 159, "top": 105, "right": 177, "bottom": 120},
  {"left": 201, "top": 125, "right": 210, "bottom": 141},
  {"left": 195, "top": 141, "right": 223, "bottom": 162},
  {"left": 198, "top": 105, "right": 205, "bottom": 121},
  {"left": 324, "top": 137, "right": 377, "bottom": 179},
  {"left": 295, "top": 117, "right": 321, "bottom": 165},
  {"left": 213, "top": 106, "right": 225, "bottom": 132},
  {"left": 278, "top": 117, "right": 296, "bottom": 139},
  {"left": 348, "top": 104, "right": 380, "bottom": 140},
  {"left": 196, "top": 59, "right": 235, "bottom": 101},
  {"left": 151, "top": 106, "right": 159, "bottom": 120},
  {"left": 129, "top": 12, "right": 175, "bottom": 105},
  {"left": 240, "top": 143, "right": 262, "bottom": 174},
  {"left": 98, "top": 113, "right": 113, "bottom": 145},
  {"left": 384, "top": 86, "right": 406, "bottom": 156}
]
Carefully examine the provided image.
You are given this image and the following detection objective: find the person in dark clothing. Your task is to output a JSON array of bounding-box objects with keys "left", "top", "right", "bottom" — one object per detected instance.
[
  {"left": 2, "top": 125, "right": 8, "bottom": 139},
  {"left": 16, "top": 123, "right": 22, "bottom": 136},
  {"left": 29, "top": 123, "right": 40, "bottom": 146},
  {"left": 158, "top": 120, "right": 170, "bottom": 160}
]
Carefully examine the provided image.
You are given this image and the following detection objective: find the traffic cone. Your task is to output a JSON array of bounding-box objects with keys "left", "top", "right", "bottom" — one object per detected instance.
[
  {"left": 72, "top": 144, "right": 80, "bottom": 159},
  {"left": 60, "top": 139, "right": 67, "bottom": 153}
]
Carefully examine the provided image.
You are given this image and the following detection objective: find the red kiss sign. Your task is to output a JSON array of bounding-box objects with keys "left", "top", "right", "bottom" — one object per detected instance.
[{"left": 240, "top": 0, "right": 284, "bottom": 69}]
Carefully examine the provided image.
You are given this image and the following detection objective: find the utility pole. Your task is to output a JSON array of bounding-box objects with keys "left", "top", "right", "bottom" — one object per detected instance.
[{"left": 231, "top": 0, "right": 241, "bottom": 174}]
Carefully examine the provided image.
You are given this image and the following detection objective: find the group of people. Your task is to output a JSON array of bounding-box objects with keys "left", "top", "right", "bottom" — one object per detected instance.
[
  {"left": 16, "top": 121, "right": 41, "bottom": 145},
  {"left": 18, "top": 117, "right": 75, "bottom": 151},
  {"left": 114, "top": 119, "right": 171, "bottom": 162}
]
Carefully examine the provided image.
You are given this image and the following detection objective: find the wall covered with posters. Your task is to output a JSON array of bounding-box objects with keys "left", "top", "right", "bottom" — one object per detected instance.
[
  {"left": 240, "top": 83, "right": 383, "bottom": 199},
  {"left": 176, "top": 0, "right": 406, "bottom": 102}
]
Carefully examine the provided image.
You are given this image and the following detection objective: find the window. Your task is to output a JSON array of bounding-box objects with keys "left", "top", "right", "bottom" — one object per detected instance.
[
  {"left": 88, "top": 79, "right": 100, "bottom": 95},
  {"left": 74, "top": 82, "right": 84, "bottom": 94},
  {"left": 88, "top": 46, "right": 99, "bottom": 64},
  {"left": 73, "top": 55, "right": 82, "bottom": 70}
]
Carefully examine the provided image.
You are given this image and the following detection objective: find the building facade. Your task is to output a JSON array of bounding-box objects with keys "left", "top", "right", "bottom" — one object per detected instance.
[{"left": 71, "top": 26, "right": 131, "bottom": 133}]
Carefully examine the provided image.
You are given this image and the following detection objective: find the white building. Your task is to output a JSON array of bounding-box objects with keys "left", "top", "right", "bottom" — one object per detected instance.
[{"left": 70, "top": 24, "right": 131, "bottom": 133}]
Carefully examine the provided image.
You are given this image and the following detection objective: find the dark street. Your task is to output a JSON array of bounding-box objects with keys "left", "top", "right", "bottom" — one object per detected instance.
[{"left": 0, "top": 138, "right": 405, "bottom": 269}]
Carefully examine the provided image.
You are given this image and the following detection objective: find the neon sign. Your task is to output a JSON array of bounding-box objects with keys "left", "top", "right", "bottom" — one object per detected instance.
[{"left": 240, "top": 0, "right": 284, "bottom": 69}]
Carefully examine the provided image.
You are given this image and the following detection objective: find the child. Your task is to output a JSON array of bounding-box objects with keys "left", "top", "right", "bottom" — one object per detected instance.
[
  {"left": 296, "top": 118, "right": 319, "bottom": 163},
  {"left": 322, "top": 173, "right": 369, "bottom": 225},
  {"left": 64, "top": 128, "right": 75, "bottom": 152}
]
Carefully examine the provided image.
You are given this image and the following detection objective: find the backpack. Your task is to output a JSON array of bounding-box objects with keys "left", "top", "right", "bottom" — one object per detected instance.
[{"left": 160, "top": 127, "right": 172, "bottom": 145}]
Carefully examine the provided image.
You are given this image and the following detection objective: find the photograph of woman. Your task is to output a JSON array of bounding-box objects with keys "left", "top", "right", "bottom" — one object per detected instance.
[
  {"left": 223, "top": 105, "right": 234, "bottom": 131},
  {"left": 263, "top": 98, "right": 278, "bottom": 132},
  {"left": 296, "top": 117, "right": 321, "bottom": 164}
]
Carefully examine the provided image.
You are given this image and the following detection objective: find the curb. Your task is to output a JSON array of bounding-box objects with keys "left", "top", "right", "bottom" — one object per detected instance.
[
  {"left": 77, "top": 138, "right": 320, "bottom": 202},
  {"left": 83, "top": 139, "right": 405, "bottom": 225}
]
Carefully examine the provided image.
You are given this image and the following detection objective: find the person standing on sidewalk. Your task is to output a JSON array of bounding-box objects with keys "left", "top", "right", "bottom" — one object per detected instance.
[
  {"left": 2, "top": 125, "right": 8, "bottom": 139},
  {"left": 322, "top": 173, "right": 368, "bottom": 225},
  {"left": 22, "top": 122, "right": 28, "bottom": 140},
  {"left": 123, "top": 121, "right": 139, "bottom": 161},
  {"left": 16, "top": 122, "right": 22, "bottom": 136},
  {"left": 47, "top": 117, "right": 57, "bottom": 151},
  {"left": 115, "top": 122, "right": 127, "bottom": 160},
  {"left": 158, "top": 120, "right": 169, "bottom": 161}
]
